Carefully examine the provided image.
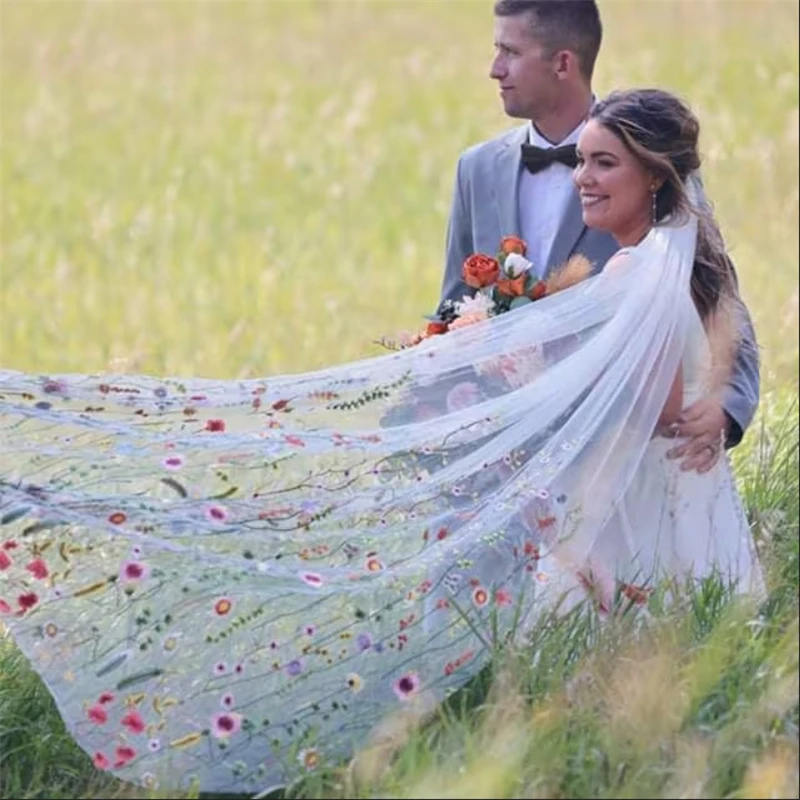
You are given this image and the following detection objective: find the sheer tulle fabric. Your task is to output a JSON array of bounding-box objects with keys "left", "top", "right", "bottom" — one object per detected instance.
[{"left": 1, "top": 184, "right": 723, "bottom": 793}]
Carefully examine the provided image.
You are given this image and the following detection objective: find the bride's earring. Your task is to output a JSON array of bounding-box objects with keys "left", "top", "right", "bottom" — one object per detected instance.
[{"left": 651, "top": 189, "right": 658, "bottom": 225}]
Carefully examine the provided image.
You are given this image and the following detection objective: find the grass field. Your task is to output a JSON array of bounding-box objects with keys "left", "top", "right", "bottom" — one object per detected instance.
[{"left": 0, "top": 1, "right": 798, "bottom": 798}]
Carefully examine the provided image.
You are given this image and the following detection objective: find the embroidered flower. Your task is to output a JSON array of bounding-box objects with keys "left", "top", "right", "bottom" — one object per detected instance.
[
  {"left": 211, "top": 712, "right": 242, "bottom": 739},
  {"left": 18, "top": 592, "right": 39, "bottom": 611},
  {"left": 113, "top": 745, "right": 136, "bottom": 767},
  {"left": 356, "top": 633, "right": 372, "bottom": 652},
  {"left": 0, "top": 551, "right": 11, "bottom": 570},
  {"left": 162, "top": 455, "right": 185, "bottom": 470},
  {"left": 147, "top": 738, "right": 161, "bottom": 753},
  {"left": 119, "top": 561, "right": 149, "bottom": 582},
  {"left": 121, "top": 710, "right": 146, "bottom": 734},
  {"left": 93, "top": 752, "right": 110, "bottom": 770},
  {"left": 300, "top": 572, "right": 323, "bottom": 588},
  {"left": 346, "top": 673, "right": 363, "bottom": 693},
  {"left": 108, "top": 511, "right": 127, "bottom": 525},
  {"left": 221, "top": 693, "right": 235, "bottom": 709},
  {"left": 0, "top": 600, "right": 11, "bottom": 615},
  {"left": 298, "top": 748, "right": 320, "bottom": 770},
  {"left": 98, "top": 692, "right": 115, "bottom": 705},
  {"left": 206, "top": 505, "right": 228, "bottom": 523},
  {"left": 495, "top": 588, "right": 514, "bottom": 607},
  {"left": 213, "top": 598, "right": 232, "bottom": 616},
  {"left": 205, "top": 419, "right": 226, "bottom": 432},
  {"left": 365, "top": 557, "right": 384, "bottom": 573},
  {"left": 25, "top": 558, "right": 49, "bottom": 580},
  {"left": 213, "top": 662, "right": 228, "bottom": 676},
  {"left": 472, "top": 587, "right": 489, "bottom": 608},
  {"left": 286, "top": 659, "right": 304, "bottom": 677},
  {"left": 392, "top": 672, "right": 421, "bottom": 701},
  {"left": 88, "top": 704, "right": 108, "bottom": 724},
  {"left": 43, "top": 621, "right": 59, "bottom": 638}
]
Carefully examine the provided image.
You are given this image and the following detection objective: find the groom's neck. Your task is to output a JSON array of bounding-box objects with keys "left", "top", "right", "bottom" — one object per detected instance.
[{"left": 530, "top": 87, "right": 594, "bottom": 145}]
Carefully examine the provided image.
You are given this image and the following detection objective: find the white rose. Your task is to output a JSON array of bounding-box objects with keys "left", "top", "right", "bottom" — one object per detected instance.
[{"left": 504, "top": 252, "right": 533, "bottom": 278}]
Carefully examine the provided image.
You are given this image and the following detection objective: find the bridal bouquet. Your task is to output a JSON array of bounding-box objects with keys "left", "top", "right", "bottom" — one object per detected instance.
[{"left": 378, "top": 237, "right": 592, "bottom": 349}]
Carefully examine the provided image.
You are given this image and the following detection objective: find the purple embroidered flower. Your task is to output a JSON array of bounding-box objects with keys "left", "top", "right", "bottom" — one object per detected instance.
[
  {"left": 392, "top": 672, "right": 421, "bottom": 701},
  {"left": 356, "top": 633, "right": 372, "bottom": 652},
  {"left": 286, "top": 659, "right": 304, "bottom": 677}
]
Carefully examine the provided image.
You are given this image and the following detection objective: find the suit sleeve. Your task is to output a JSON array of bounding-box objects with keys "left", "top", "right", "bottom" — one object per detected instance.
[
  {"left": 438, "top": 155, "right": 475, "bottom": 312},
  {"left": 721, "top": 255, "right": 760, "bottom": 448}
]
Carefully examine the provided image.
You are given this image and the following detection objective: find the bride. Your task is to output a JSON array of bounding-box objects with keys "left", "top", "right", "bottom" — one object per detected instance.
[{"left": 0, "top": 89, "right": 762, "bottom": 794}]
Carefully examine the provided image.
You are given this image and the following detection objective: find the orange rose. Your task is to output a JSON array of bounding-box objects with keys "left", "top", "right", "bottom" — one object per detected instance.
[
  {"left": 527, "top": 280, "right": 548, "bottom": 300},
  {"left": 462, "top": 254, "right": 500, "bottom": 289},
  {"left": 495, "top": 274, "right": 526, "bottom": 297},
  {"left": 425, "top": 320, "right": 449, "bottom": 336},
  {"left": 500, "top": 236, "right": 527, "bottom": 256}
]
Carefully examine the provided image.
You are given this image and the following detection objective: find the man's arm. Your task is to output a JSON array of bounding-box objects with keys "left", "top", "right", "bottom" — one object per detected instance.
[
  {"left": 719, "top": 261, "right": 760, "bottom": 447},
  {"left": 438, "top": 155, "right": 476, "bottom": 313},
  {"left": 669, "top": 255, "right": 760, "bottom": 471}
]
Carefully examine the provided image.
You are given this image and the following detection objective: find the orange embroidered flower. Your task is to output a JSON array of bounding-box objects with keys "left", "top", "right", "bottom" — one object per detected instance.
[
  {"left": 620, "top": 583, "right": 652, "bottom": 605},
  {"left": 500, "top": 236, "right": 527, "bottom": 256},
  {"left": 462, "top": 254, "right": 500, "bottom": 288}
]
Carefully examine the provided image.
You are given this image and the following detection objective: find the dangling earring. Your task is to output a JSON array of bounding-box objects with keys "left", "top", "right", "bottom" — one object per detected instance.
[{"left": 651, "top": 190, "right": 658, "bottom": 225}]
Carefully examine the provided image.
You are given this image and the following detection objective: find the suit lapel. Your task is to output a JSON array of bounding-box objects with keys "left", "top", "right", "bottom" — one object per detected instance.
[
  {"left": 545, "top": 188, "right": 587, "bottom": 275},
  {"left": 492, "top": 126, "right": 527, "bottom": 239}
]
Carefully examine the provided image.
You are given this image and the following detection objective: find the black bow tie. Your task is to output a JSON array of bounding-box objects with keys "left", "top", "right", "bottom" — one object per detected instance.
[{"left": 521, "top": 143, "right": 579, "bottom": 174}]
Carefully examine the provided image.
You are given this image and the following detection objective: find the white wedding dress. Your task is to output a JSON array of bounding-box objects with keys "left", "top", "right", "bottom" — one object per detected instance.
[{"left": 583, "top": 299, "right": 764, "bottom": 600}]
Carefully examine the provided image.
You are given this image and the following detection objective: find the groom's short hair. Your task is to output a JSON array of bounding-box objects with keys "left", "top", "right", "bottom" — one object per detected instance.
[{"left": 493, "top": 0, "right": 603, "bottom": 82}]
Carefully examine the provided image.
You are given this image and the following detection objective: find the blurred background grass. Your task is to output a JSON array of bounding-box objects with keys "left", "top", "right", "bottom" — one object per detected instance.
[{"left": 1, "top": 0, "right": 797, "bottom": 389}]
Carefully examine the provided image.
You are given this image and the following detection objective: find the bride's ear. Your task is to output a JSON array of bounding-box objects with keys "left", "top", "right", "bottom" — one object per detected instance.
[{"left": 649, "top": 176, "right": 666, "bottom": 193}]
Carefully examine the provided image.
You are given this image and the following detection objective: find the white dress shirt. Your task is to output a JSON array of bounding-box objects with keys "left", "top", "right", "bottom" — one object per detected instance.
[{"left": 518, "top": 118, "right": 586, "bottom": 277}]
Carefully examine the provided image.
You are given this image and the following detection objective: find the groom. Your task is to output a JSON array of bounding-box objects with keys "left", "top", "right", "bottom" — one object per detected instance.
[{"left": 437, "top": 0, "right": 760, "bottom": 473}]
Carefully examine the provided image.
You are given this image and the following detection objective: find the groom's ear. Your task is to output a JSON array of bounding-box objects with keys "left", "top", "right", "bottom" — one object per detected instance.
[{"left": 553, "top": 50, "right": 578, "bottom": 80}]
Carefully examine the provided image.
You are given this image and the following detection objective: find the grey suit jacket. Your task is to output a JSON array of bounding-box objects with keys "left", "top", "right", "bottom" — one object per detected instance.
[{"left": 438, "top": 124, "right": 760, "bottom": 447}]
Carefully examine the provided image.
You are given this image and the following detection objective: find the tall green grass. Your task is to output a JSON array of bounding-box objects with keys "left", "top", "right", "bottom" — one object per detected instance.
[{"left": 0, "top": 1, "right": 798, "bottom": 798}]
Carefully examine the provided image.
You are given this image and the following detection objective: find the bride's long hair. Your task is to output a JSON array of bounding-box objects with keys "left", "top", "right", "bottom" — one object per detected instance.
[{"left": 589, "top": 89, "right": 736, "bottom": 325}]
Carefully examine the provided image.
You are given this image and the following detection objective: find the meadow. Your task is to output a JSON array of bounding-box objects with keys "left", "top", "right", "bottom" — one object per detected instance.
[{"left": 0, "top": 1, "right": 798, "bottom": 798}]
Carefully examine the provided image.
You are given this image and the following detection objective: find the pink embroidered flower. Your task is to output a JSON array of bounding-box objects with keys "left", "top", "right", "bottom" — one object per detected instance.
[
  {"left": 93, "top": 751, "right": 110, "bottom": 770},
  {"left": 119, "top": 561, "right": 149, "bottom": 582},
  {"left": 25, "top": 558, "right": 49, "bottom": 580},
  {"left": 206, "top": 505, "right": 228, "bottom": 523},
  {"left": 2, "top": 540, "right": 18, "bottom": 550},
  {"left": 88, "top": 704, "right": 108, "bottom": 724},
  {"left": 221, "top": 693, "right": 235, "bottom": 709},
  {"left": 284, "top": 435, "right": 306, "bottom": 447},
  {"left": 0, "top": 599, "right": 13, "bottom": 614},
  {"left": 392, "top": 672, "right": 421, "bottom": 701},
  {"left": 0, "top": 551, "right": 11, "bottom": 570},
  {"left": 98, "top": 692, "right": 115, "bottom": 705},
  {"left": 162, "top": 455, "right": 185, "bottom": 471},
  {"left": 121, "top": 710, "right": 146, "bottom": 734},
  {"left": 205, "top": 419, "right": 226, "bottom": 432},
  {"left": 213, "top": 661, "right": 228, "bottom": 676},
  {"left": 113, "top": 745, "right": 136, "bottom": 768},
  {"left": 300, "top": 572, "right": 323, "bottom": 588},
  {"left": 211, "top": 712, "right": 242, "bottom": 739},
  {"left": 495, "top": 588, "right": 514, "bottom": 607},
  {"left": 17, "top": 592, "right": 39, "bottom": 611}
]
